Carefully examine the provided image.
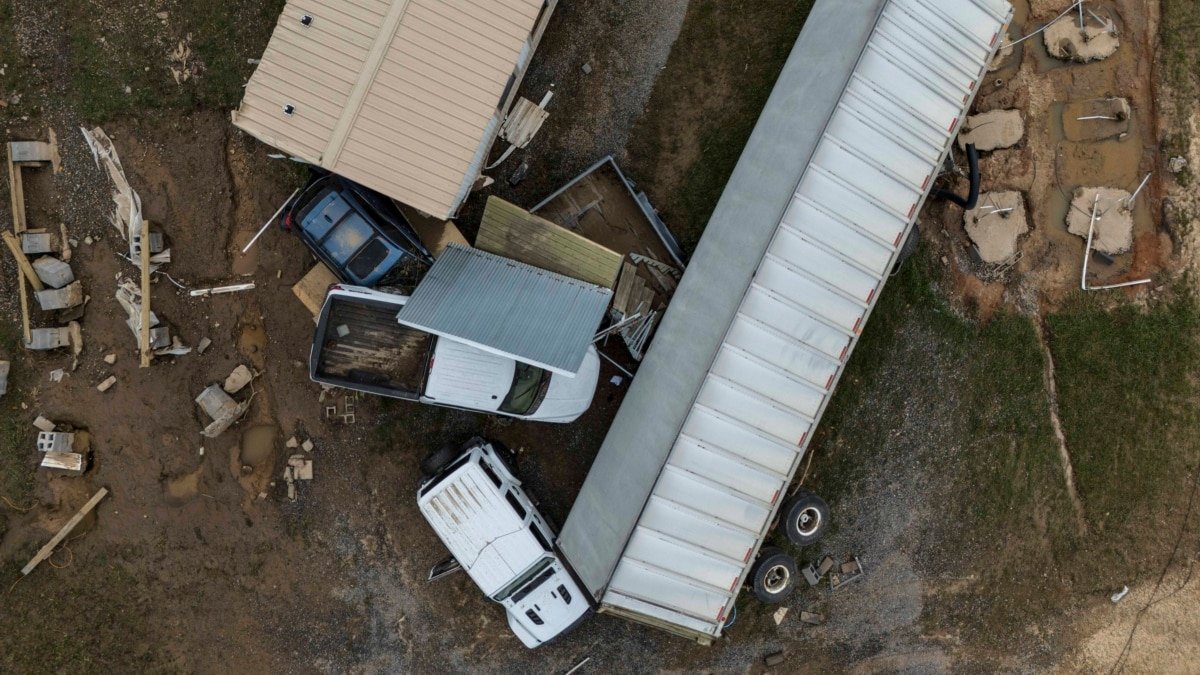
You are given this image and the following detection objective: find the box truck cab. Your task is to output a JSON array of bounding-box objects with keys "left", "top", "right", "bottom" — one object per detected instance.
[
  {"left": 310, "top": 286, "right": 600, "bottom": 423},
  {"left": 417, "top": 438, "right": 590, "bottom": 648}
]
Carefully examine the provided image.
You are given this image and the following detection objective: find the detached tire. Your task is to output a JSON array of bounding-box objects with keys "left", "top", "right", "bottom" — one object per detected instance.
[
  {"left": 420, "top": 443, "right": 463, "bottom": 478},
  {"left": 751, "top": 548, "right": 797, "bottom": 604},
  {"left": 780, "top": 491, "right": 830, "bottom": 547}
]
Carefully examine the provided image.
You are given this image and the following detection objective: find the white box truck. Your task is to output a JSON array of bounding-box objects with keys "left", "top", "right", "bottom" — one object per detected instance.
[
  {"left": 310, "top": 286, "right": 600, "bottom": 423},
  {"left": 556, "top": 0, "right": 1013, "bottom": 643}
]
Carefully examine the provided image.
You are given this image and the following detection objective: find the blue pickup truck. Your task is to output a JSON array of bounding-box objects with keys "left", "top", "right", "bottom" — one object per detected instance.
[{"left": 283, "top": 173, "right": 433, "bottom": 287}]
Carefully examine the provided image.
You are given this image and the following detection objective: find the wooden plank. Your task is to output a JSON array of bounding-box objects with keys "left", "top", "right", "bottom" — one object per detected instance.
[
  {"left": 22, "top": 487, "right": 109, "bottom": 575},
  {"left": 612, "top": 261, "right": 638, "bottom": 314},
  {"left": 139, "top": 219, "right": 152, "bottom": 368},
  {"left": 2, "top": 230, "right": 44, "bottom": 291},
  {"left": 476, "top": 197, "right": 623, "bottom": 288},
  {"left": 7, "top": 145, "right": 26, "bottom": 232},
  {"left": 292, "top": 262, "right": 339, "bottom": 316}
]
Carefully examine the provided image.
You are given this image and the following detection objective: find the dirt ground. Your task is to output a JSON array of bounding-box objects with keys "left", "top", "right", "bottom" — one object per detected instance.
[{"left": 2, "top": 0, "right": 1199, "bottom": 673}]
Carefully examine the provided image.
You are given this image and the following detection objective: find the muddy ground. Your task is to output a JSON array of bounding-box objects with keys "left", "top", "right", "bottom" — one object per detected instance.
[{"left": 2, "top": 0, "right": 1199, "bottom": 673}]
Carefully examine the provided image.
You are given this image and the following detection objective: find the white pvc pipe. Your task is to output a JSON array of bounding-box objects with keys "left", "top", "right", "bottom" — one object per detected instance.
[{"left": 242, "top": 188, "right": 299, "bottom": 254}]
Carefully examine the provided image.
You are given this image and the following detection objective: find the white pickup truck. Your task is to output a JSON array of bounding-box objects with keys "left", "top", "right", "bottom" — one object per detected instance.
[
  {"left": 417, "top": 437, "right": 590, "bottom": 648},
  {"left": 309, "top": 286, "right": 600, "bottom": 423}
]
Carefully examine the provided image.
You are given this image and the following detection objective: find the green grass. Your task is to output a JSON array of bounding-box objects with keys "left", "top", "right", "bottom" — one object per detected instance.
[
  {"left": 1047, "top": 291, "right": 1200, "bottom": 532},
  {"left": 625, "top": 0, "right": 815, "bottom": 254},
  {"left": 1161, "top": 0, "right": 1200, "bottom": 187},
  {"left": 65, "top": 0, "right": 283, "bottom": 122},
  {"left": 0, "top": 324, "right": 33, "bottom": 530}
]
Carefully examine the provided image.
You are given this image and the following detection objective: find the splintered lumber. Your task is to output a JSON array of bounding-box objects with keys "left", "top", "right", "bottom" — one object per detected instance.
[
  {"left": 139, "top": 218, "right": 152, "bottom": 368},
  {"left": 2, "top": 230, "right": 37, "bottom": 344},
  {"left": 2, "top": 230, "right": 44, "bottom": 291},
  {"left": 22, "top": 487, "right": 109, "bottom": 575}
]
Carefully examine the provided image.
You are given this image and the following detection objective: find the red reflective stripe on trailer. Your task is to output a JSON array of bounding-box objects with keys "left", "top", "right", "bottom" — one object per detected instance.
[
  {"left": 948, "top": 116, "right": 958, "bottom": 132},
  {"left": 990, "top": 31, "right": 999, "bottom": 46},
  {"left": 853, "top": 317, "right": 862, "bottom": 333},
  {"left": 894, "top": 231, "right": 903, "bottom": 246},
  {"left": 867, "top": 287, "right": 876, "bottom": 303},
  {"left": 969, "top": 80, "right": 977, "bottom": 91},
  {"left": 839, "top": 344, "right": 849, "bottom": 361},
  {"left": 825, "top": 374, "right": 834, "bottom": 389},
  {"left": 717, "top": 606, "right": 726, "bottom": 622},
  {"left": 798, "top": 431, "right": 808, "bottom": 446},
  {"left": 907, "top": 203, "right": 917, "bottom": 218},
  {"left": 921, "top": 174, "right": 930, "bottom": 190},
  {"left": 771, "top": 489, "right": 780, "bottom": 504},
  {"left": 744, "top": 547, "right": 753, "bottom": 562},
  {"left": 729, "top": 577, "right": 739, "bottom": 591}
]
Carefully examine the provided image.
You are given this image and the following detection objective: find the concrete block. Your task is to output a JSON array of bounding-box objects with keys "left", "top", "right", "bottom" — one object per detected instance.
[
  {"left": 33, "top": 415, "right": 56, "bottom": 432},
  {"left": 223, "top": 365, "right": 253, "bottom": 394},
  {"left": 25, "top": 327, "right": 72, "bottom": 350},
  {"left": 195, "top": 384, "right": 250, "bottom": 438},
  {"left": 965, "top": 191, "right": 1029, "bottom": 264},
  {"left": 958, "top": 109, "right": 1024, "bottom": 151},
  {"left": 97, "top": 376, "right": 117, "bottom": 392},
  {"left": 1044, "top": 18, "right": 1118, "bottom": 63},
  {"left": 35, "top": 281, "right": 84, "bottom": 310},
  {"left": 36, "top": 431, "right": 75, "bottom": 452},
  {"left": 0, "top": 360, "right": 8, "bottom": 397},
  {"left": 20, "top": 230, "right": 56, "bottom": 254},
  {"left": 31, "top": 256, "right": 74, "bottom": 289},
  {"left": 1067, "top": 187, "right": 1134, "bottom": 255}
]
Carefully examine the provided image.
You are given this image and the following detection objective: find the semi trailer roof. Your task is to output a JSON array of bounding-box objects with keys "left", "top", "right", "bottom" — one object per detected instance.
[{"left": 559, "top": 0, "right": 1012, "bottom": 642}]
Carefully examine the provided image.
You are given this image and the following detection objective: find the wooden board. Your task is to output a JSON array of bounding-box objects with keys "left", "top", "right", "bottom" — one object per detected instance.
[
  {"left": 139, "top": 219, "right": 152, "bottom": 368},
  {"left": 476, "top": 196, "right": 623, "bottom": 288},
  {"left": 292, "top": 262, "right": 339, "bottom": 316},
  {"left": 22, "top": 487, "right": 108, "bottom": 575}
]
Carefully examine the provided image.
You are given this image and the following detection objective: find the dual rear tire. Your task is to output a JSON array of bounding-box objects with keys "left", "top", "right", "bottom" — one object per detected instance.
[{"left": 750, "top": 491, "right": 831, "bottom": 604}]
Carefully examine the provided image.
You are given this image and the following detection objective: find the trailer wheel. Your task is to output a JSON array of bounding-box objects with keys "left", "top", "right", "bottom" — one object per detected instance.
[
  {"left": 751, "top": 548, "right": 797, "bottom": 604},
  {"left": 781, "top": 491, "right": 830, "bottom": 546},
  {"left": 420, "top": 443, "right": 463, "bottom": 478}
]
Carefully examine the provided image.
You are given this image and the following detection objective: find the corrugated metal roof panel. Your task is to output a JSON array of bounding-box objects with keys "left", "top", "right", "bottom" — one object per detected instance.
[
  {"left": 397, "top": 245, "right": 612, "bottom": 376},
  {"left": 233, "top": 0, "right": 552, "bottom": 219},
  {"left": 559, "top": 0, "right": 1011, "bottom": 642}
]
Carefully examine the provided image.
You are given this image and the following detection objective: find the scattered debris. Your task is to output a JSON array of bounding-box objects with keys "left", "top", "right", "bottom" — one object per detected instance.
[
  {"left": 609, "top": 375, "right": 623, "bottom": 386},
  {"left": 800, "top": 611, "right": 825, "bottom": 625},
  {"left": 223, "top": 364, "right": 254, "bottom": 394},
  {"left": 772, "top": 606, "right": 788, "bottom": 625},
  {"left": 957, "top": 109, "right": 1024, "bottom": 151},
  {"left": 103, "top": 353, "right": 117, "bottom": 364},
  {"left": 763, "top": 650, "right": 786, "bottom": 668},
  {"left": 48, "top": 368, "right": 64, "bottom": 383},
  {"left": 285, "top": 436, "right": 299, "bottom": 449},
  {"left": 189, "top": 282, "right": 256, "bottom": 297},
  {"left": 829, "top": 556, "right": 865, "bottom": 590},
  {"left": 301, "top": 439, "right": 314, "bottom": 453},
  {"left": 803, "top": 555, "right": 835, "bottom": 586},
  {"left": 25, "top": 325, "right": 72, "bottom": 351},
  {"left": 1111, "top": 585, "right": 1130, "bottom": 603},
  {"left": 22, "top": 487, "right": 108, "bottom": 575},
  {"left": 0, "top": 360, "right": 9, "bottom": 396},
  {"left": 32, "top": 415, "right": 56, "bottom": 432},
  {"left": 1169, "top": 156, "right": 1188, "bottom": 174},
  {"left": 197, "top": 337, "right": 212, "bottom": 355},
  {"left": 581, "top": 62, "right": 593, "bottom": 74},
  {"left": 564, "top": 656, "right": 591, "bottom": 675},
  {"left": 292, "top": 263, "right": 339, "bottom": 316},
  {"left": 288, "top": 454, "right": 314, "bottom": 481},
  {"left": 97, "top": 375, "right": 117, "bottom": 392},
  {"left": 965, "top": 191, "right": 1029, "bottom": 264},
  {"left": 242, "top": 187, "right": 299, "bottom": 254},
  {"left": 195, "top": 384, "right": 251, "bottom": 438},
  {"left": 40, "top": 451, "right": 86, "bottom": 476}
]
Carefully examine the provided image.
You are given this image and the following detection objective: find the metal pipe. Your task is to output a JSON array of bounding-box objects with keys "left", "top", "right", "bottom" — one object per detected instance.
[
  {"left": 1090, "top": 278, "right": 1153, "bottom": 290},
  {"left": 1011, "top": 1, "right": 1085, "bottom": 46},
  {"left": 1125, "top": 173, "right": 1152, "bottom": 209},
  {"left": 1079, "top": 0, "right": 1085, "bottom": 29},
  {"left": 1081, "top": 194, "right": 1098, "bottom": 290},
  {"left": 242, "top": 188, "right": 299, "bottom": 254},
  {"left": 1076, "top": 115, "right": 1118, "bottom": 121}
]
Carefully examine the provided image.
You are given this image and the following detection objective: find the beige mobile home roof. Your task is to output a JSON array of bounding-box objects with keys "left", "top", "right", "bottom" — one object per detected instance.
[{"left": 232, "top": 0, "right": 545, "bottom": 218}]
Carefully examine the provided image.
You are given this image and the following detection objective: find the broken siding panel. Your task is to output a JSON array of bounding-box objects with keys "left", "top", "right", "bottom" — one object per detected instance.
[{"left": 476, "top": 197, "right": 624, "bottom": 288}]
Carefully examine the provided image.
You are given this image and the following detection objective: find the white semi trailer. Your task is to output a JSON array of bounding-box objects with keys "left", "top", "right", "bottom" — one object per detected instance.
[{"left": 557, "top": 0, "right": 1013, "bottom": 644}]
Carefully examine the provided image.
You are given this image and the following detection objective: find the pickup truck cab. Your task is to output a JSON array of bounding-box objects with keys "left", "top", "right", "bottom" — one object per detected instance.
[
  {"left": 283, "top": 173, "right": 432, "bottom": 287},
  {"left": 417, "top": 438, "right": 590, "bottom": 648},
  {"left": 310, "top": 286, "right": 600, "bottom": 423}
]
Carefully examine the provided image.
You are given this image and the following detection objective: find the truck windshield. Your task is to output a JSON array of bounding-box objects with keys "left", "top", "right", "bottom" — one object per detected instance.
[
  {"left": 493, "top": 557, "right": 553, "bottom": 602},
  {"left": 499, "top": 362, "right": 548, "bottom": 415}
]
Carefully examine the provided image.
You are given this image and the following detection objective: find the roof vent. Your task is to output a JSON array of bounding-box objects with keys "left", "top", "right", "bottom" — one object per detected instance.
[
  {"left": 300, "top": 14, "right": 313, "bottom": 26},
  {"left": 282, "top": 104, "right": 295, "bottom": 116}
]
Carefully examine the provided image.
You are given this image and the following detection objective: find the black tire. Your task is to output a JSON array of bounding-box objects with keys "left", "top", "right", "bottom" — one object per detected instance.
[
  {"left": 751, "top": 547, "right": 797, "bottom": 604},
  {"left": 419, "top": 442, "right": 464, "bottom": 478},
  {"left": 780, "top": 491, "right": 830, "bottom": 547}
]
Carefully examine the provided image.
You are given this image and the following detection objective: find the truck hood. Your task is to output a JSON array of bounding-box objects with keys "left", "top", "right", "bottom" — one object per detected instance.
[
  {"left": 422, "top": 339, "right": 512, "bottom": 412},
  {"left": 503, "top": 563, "right": 591, "bottom": 648},
  {"left": 526, "top": 346, "right": 600, "bottom": 423}
]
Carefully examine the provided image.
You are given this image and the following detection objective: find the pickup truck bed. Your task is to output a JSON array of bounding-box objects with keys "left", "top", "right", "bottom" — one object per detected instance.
[{"left": 314, "top": 295, "right": 433, "bottom": 396}]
